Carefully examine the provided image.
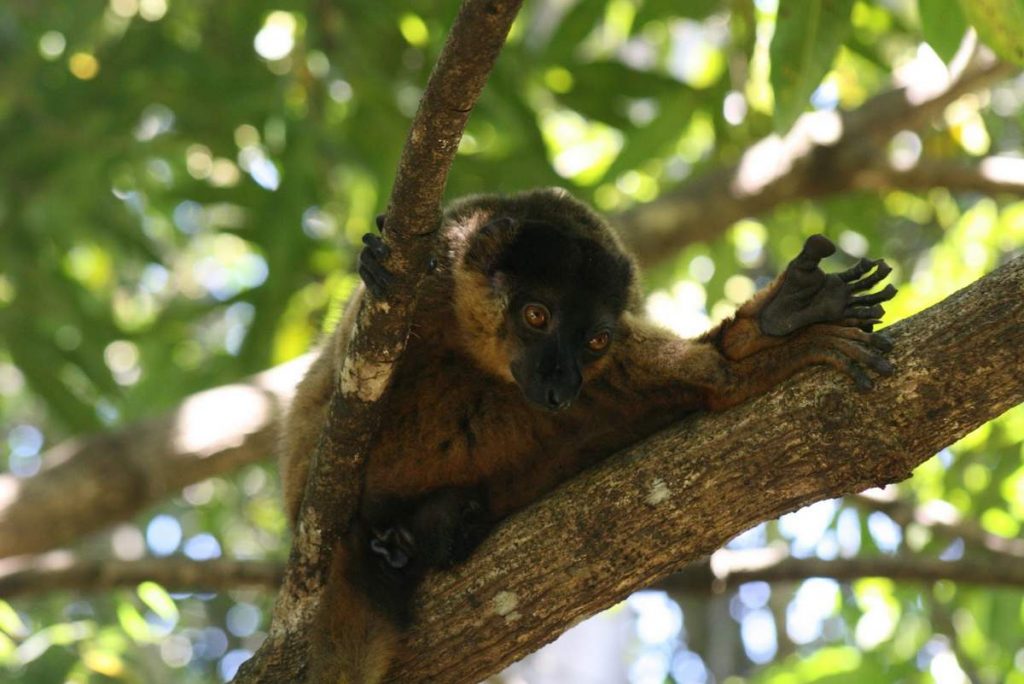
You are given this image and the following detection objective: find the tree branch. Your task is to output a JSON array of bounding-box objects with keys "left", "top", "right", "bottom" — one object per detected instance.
[
  {"left": 657, "top": 546, "right": 1024, "bottom": 593},
  {"left": 382, "top": 256, "right": 1023, "bottom": 683},
  {"left": 0, "top": 553, "right": 282, "bottom": 598},
  {"left": 852, "top": 157, "right": 1024, "bottom": 198},
  {"left": 8, "top": 543, "right": 1024, "bottom": 601},
  {"left": 617, "top": 59, "right": 1016, "bottom": 266},
  {"left": 234, "top": 2, "right": 523, "bottom": 681},
  {"left": 852, "top": 491, "right": 1024, "bottom": 558},
  {"left": 0, "top": 357, "right": 306, "bottom": 558}
]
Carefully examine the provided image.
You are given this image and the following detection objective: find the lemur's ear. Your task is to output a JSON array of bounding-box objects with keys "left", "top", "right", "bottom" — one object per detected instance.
[{"left": 463, "top": 216, "right": 519, "bottom": 278}]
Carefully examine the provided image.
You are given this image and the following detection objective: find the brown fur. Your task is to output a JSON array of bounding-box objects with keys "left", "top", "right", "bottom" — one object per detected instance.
[{"left": 279, "top": 188, "right": 892, "bottom": 682}]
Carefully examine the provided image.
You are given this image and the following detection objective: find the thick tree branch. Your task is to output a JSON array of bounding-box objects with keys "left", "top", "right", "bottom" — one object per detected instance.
[
  {"left": 0, "top": 60, "right": 1017, "bottom": 564},
  {"left": 234, "top": 2, "right": 523, "bottom": 681},
  {"left": 382, "top": 256, "right": 1023, "bottom": 683}
]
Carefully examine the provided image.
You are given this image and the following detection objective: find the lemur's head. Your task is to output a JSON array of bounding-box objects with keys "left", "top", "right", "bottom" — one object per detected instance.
[{"left": 453, "top": 189, "right": 637, "bottom": 411}]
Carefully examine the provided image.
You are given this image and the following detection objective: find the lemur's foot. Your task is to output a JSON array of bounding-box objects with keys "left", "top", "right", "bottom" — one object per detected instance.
[
  {"left": 358, "top": 233, "right": 392, "bottom": 299},
  {"left": 368, "top": 524, "right": 415, "bottom": 571},
  {"left": 760, "top": 235, "right": 897, "bottom": 336}
]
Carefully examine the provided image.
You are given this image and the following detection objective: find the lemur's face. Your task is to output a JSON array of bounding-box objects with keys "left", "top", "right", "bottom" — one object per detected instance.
[{"left": 495, "top": 222, "right": 632, "bottom": 411}]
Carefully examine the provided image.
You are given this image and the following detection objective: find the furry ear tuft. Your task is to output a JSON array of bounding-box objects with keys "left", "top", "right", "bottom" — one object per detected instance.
[{"left": 464, "top": 216, "right": 519, "bottom": 275}]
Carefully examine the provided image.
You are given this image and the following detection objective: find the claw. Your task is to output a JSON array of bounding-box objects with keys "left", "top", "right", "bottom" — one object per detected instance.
[
  {"left": 848, "top": 362, "right": 873, "bottom": 391},
  {"left": 867, "top": 354, "right": 894, "bottom": 376},
  {"left": 369, "top": 526, "right": 414, "bottom": 570},
  {"left": 869, "top": 332, "right": 894, "bottom": 352}
]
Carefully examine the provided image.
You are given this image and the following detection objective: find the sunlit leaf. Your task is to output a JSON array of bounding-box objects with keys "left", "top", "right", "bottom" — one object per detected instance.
[
  {"left": 919, "top": 0, "right": 968, "bottom": 61},
  {"left": 770, "top": 0, "right": 856, "bottom": 132},
  {"left": 957, "top": 0, "right": 1024, "bottom": 64},
  {"left": 136, "top": 582, "right": 179, "bottom": 622}
]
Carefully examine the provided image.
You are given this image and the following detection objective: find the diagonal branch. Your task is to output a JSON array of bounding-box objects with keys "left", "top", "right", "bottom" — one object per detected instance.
[
  {"left": 618, "top": 59, "right": 1016, "bottom": 266},
  {"left": 383, "top": 255, "right": 1023, "bottom": 683},
  {"left": 233, "top": 2, "right": 524, "bottom": 681}
]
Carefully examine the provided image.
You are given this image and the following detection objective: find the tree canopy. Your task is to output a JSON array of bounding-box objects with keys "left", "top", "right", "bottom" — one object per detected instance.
[{"left": 0, "top": 1, "right": 1022, "bottom": 683}]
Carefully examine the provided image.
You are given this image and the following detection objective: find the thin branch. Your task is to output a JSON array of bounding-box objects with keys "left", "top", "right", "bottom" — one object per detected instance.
[
  {"left": 0, "top": 553, "right": 282, "bottom": 598},
  {"left": 0, "top": 357, "right": 306, "bottom": 559},
  {"left": 852, "top": 491, "right": 1024, "bottom": 558},
  {"left": 657, "top": 546, "right": 1024, "bottom": 594},
  {"left": 852, "top": 157, "right": 1024, "bottom": 197},
  {"left": 234, "top": 2, "right": 524, "bottom": 681},
  {"left": 8, "top": 544, "right": 1024, "bottom": 601}
]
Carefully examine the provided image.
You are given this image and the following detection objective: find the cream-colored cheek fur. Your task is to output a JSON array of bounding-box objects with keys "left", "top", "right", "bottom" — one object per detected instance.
[{"left": 453, "top": 268, "right": 516, "bottom": 382}]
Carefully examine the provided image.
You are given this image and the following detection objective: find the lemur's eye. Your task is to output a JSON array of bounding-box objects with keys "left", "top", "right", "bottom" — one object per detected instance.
[
  {"left": 587, "top": 331, "right": 611, "bottom": 352},
  {"left": 522, "top": 304, "right": 550, "bottom": 329}
]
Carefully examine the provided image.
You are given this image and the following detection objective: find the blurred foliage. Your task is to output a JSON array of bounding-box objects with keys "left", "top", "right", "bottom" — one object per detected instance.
[{"left": 0, "top": 0, "right": 1022, "bottom": 682}]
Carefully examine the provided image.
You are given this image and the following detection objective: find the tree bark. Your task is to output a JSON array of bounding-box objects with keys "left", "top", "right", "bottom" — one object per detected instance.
[{"left": 381, "top": 254, "right": 1023, "bottom": 683}]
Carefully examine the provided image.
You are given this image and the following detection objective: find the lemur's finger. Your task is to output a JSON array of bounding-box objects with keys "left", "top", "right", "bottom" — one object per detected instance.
[
  {"left": 790, "top": 234, "right": 836, "bottom": 271},
  {"left": 849, "top": 284, "right": 897, "bottom": 307},
  {"left": 362, "top": 233, "right": 391, "bottom": 260},
  {"left": 843, "top": 304, "right": 885, "bottom": 319},
  {"left": 849, "top": 261, "right": 892, "bottom": 292},
  {"left": 375, "top": 213, "right": 386, "bottom": 232}
]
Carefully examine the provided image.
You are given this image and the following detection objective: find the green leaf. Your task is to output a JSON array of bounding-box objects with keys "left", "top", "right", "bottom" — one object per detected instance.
[
  {"left": 136, "top": 581, "right": 179, "bottom": 623},
  {"left": 919, "top": 0, "right": 968, "bottom": 61},
  {"left": 957, "top": 0, "right": 1024, "bottom": 64},
  {"left": 635, "top": 0, "right": 722, "bottom": 27},
  {"left": 769, "top": 0, "right": 855, "bottom": 132}
]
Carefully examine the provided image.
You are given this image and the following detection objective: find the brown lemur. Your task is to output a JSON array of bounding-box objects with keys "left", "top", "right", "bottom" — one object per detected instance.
[{"left": 279, "top": 187, "right": 896, "bottom": 682}]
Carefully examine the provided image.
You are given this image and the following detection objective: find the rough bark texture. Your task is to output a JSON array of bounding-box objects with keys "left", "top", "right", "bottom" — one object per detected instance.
[
  {"left": 233, "top": 2, "right": 524, "bottom": 681},
  {"left": 0, "top": 61, "right": 1017, "bottom": 562},
  {"left": 379, "top": 255, "right": 1024, "bottom": 683}
]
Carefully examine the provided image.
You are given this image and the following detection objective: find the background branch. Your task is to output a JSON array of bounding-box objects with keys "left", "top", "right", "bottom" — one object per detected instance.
[
  {"left": 618, "top": 59, "right": 1014, "bottom": 266},
  {"left": 9, "top": 544, "right": 1024, "bottom": 600},
  {"left": 657, "top": 546, "right": 1024, "bottom": 593},
  {"left": 853, "top": 491, "right": 1024, "bottom": 558}
]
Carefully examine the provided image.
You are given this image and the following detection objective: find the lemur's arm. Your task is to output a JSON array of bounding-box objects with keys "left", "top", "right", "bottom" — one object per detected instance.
[{"left": 612, "top": 235, "right": 896, "bottom": 412}]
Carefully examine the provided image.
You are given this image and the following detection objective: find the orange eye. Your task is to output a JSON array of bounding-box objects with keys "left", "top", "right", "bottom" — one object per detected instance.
[
  {"left": 523, "top": 304, "right": 549, "bottom": 329},
  {"left": 587, "top": 331, "right": 611, "bottom": 352}
]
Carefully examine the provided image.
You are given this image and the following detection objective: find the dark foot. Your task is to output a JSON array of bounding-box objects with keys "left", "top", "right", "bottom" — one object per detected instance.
[
  {"left": 369, "top": 524, "right": 415, "bottom": 571},
  {"left": 358, "top": 233, "right": 392, "bottom": 299},
  {"left": 760, "top": 235, "right": 897, "bottom": 336}
]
